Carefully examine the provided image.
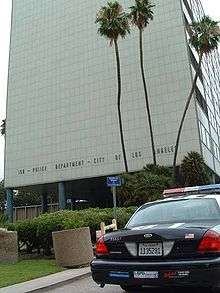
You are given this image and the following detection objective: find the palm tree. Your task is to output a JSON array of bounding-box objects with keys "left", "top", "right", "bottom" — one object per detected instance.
[
  {"left": 96, "top": 1, "right": 130, "bottom": 172},
  {"left": 173, "top": 16, "right": 220, "bottom": 178},
  {"left": 129, "top": 0, "right": 156, "bottom": 165},
  {"left": 0, "top": 119, "right": 6, "bottom": 136}
]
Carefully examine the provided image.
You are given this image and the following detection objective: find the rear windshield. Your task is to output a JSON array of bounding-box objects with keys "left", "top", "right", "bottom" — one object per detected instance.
[{"left": 127, "top": 198, "right": 220, "bottom": 228}]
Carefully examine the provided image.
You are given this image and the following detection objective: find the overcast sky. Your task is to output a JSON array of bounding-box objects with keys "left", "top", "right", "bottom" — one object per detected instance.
[{"left": 0, "top": 1, "right": 220, "bottom": 182}]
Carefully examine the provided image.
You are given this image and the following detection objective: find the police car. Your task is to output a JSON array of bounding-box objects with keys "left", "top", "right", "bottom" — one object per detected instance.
[{"left": 91, "top": 184, "right": 220, "bottom": 292}]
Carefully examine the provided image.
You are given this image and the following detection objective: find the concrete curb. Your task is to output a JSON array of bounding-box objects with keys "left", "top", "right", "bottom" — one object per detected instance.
[
  {"left": 0, "top": 267, "right": 91, "bottom": 293},
  {"left": 32, "top": 271, "right": 91, "bottom": 293}
]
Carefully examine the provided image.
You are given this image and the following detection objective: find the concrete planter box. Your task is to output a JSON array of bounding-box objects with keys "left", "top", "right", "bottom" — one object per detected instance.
[
  {"left": 52, "top": 227, "right": 93, "bottom": 267},
  {"left": 0, "top": 229, "right": 18, "bottom": 263}
]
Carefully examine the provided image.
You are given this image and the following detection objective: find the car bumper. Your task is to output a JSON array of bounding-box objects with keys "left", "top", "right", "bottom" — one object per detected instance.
[{"left": 91, "top": 258, "right": 220, "bottom": 288}]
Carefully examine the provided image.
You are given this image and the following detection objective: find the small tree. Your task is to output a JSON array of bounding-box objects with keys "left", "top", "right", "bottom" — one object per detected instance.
[
  {"left": 117, "top": 165, "right": 172, "bottom": 206},
  {"left": 173, "top": 16, "right": 220, "bottom": 177},
  {"left": 96, "top": 1, "right": 130, "bottom": 172},
  {"left": 181, "top": 152, "right": 210, "bottom": 186},
  {"left": 14, "top": 190, "right": 41, "bottom": 207},
  {"left": 13, "top": 189, "right": 57, "bottom": 207}
]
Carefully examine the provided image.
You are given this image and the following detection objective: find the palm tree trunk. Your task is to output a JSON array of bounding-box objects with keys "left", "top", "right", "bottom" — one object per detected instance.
[
  {"left": 173, "top": 53, "right": 203, "bottom": 179},
  {"left": 114, "top": 39, "right": 128, "bottom": 173},
  {"left": 139, "top": 28, "right": 157, "bottom": 166}
]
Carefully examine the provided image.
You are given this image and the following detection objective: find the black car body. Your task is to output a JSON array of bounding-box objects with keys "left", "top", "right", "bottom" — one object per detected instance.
[{"left": 91, "top": 195, "right": 220, "bottom": 292}]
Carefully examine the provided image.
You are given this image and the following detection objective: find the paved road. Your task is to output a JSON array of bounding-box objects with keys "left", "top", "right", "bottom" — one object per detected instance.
[{"left": 46, "top": 276, "right": 210, "bottom": 293}]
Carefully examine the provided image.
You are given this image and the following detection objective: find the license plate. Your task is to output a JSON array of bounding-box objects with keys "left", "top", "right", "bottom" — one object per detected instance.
[
  {"left": 139, "top": 243, "right": 163, "bottom": 256},
  {"left": 134, "top": 271, "right": 159, "bottom": 279}
]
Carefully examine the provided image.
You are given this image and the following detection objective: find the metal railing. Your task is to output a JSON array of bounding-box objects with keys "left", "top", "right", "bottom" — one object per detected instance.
[{"left": 13, "top": 203, "right": 59, "bottom": 222}]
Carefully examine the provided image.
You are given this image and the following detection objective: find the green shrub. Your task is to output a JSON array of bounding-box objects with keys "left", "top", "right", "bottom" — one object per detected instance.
[
  {"left": 116, "top": 207, "right": 137, "bottom": 227},
  {"left": 181, "top": 152, "right": 211, "bottom": 186},
  {"left": 118, "top": 165, "right": 173, "bottom": 206},
  {"left": 0, "top": 213, "right": 8, "bottom": 227},
  {"left": 8, "top": 219, "right": 39, "bottom": 253},
  {"left": 7, "top": 207, "right": 138, "bottom": 255}
]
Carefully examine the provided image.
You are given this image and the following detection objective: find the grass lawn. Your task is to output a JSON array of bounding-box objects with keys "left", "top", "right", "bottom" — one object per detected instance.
[{"left": 0, "top": 259, "right": 64, "bottom": 288}]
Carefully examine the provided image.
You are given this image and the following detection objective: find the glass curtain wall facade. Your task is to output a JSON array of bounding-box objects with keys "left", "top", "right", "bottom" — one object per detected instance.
[{"left": 182, "top": 0, "right": 220, "bottom": 175}]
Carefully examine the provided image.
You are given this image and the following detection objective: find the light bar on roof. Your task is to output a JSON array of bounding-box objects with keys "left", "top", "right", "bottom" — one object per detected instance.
[
  {"left": 163, "top": 184, "right": 220, "bottom": 198},
  {"left": 199, "top": 184, "right": 220, "bottom": 190}
]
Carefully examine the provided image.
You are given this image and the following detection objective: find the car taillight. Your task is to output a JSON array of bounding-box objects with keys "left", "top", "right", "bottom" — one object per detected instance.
[
  {"left": 198, "top": 230, "right": 220, "bottom": 253},
  {"left": 95, "top": 236, "right": 109, "bottom": 255}
]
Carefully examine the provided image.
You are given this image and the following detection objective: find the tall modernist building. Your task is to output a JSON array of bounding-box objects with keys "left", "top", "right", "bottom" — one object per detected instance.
[{"left": 4, "top": 0, "right": 220, "bottom": 201}]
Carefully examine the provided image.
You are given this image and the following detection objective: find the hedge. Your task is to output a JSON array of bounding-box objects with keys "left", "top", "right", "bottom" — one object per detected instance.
[
  {"left": 7, "top": 207, "right": 137, "bottom": 255},
  {"left": 0, "top": 213, "right": 8, "bottom": 227}
]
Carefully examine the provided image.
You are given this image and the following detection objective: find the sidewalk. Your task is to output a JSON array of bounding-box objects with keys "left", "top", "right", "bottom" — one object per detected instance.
[{"left": 0, "top": 267, "right": 91, "bottom": 293}]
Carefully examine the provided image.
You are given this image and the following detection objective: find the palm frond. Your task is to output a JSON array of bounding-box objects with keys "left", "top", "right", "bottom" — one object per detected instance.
[
  {"left": 190, "top": 15, "right": 220, "bottom": 55},
  {"left": 129, "top": 0, "right": 155, "bottom": 30},
  {"left": 96, "top": 1, "right": 130, "bottom": 44}
]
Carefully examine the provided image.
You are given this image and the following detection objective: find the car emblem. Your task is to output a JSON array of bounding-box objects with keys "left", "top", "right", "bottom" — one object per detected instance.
[{"left": 144, "top": 233, "right": 153, "bottom": 239}]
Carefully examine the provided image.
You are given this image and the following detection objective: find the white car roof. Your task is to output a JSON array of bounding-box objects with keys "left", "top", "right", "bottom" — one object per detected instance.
[{"left": 142, "top": 194, "right": 220, "bottom": 209}]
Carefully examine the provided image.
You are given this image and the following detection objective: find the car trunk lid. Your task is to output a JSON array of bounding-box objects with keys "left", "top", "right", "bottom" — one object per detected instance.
[{"left": 103, "top": 221, "right": 219, "bottom": 260}]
